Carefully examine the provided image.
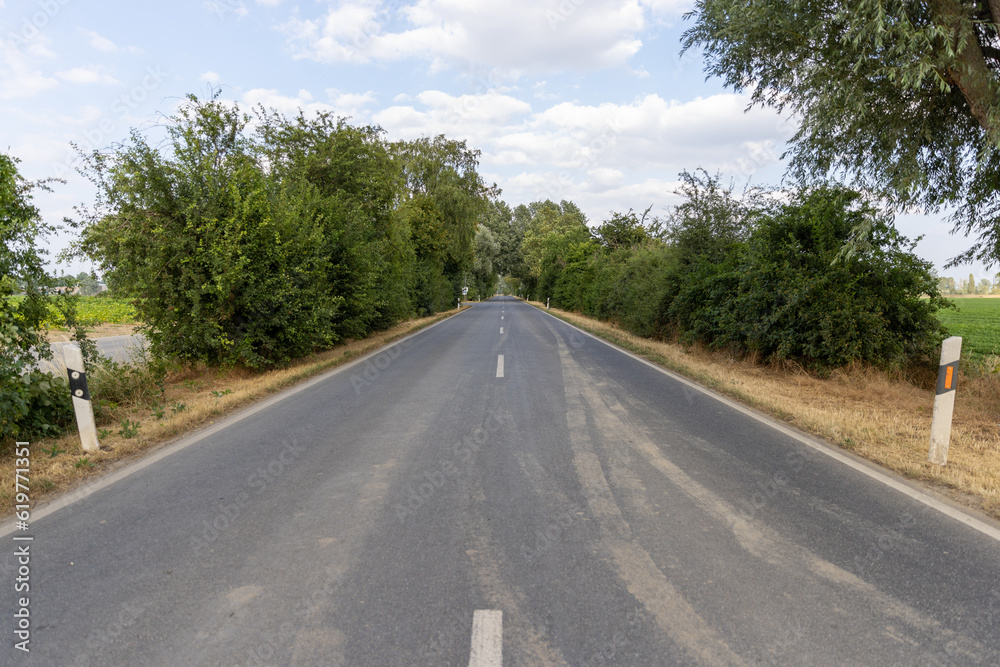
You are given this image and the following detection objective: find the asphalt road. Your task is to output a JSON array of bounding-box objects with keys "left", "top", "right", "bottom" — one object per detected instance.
[
  {"left": 3, "top": 296, "right": 1000, "bottom": 665},
  {"left": 42, "top": 335, "right": 146, "bottom": 373}
]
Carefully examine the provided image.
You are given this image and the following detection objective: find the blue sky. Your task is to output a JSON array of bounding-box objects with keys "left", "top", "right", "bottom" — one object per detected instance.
[{"left": 1, "top": 0, "right": 991, "bottom": 281}]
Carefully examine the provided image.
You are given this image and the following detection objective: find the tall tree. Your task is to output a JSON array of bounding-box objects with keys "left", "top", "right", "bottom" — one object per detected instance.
[
  {"left": 481, "top": 199, "right": 526, "bottom": 278},
  {"left": 392, "top": 136, "right": 493, "bottom": 311},
  {"left": 683, "top": 0, "right": 1000, "bottom": 266},
  {"left": 1, "top": 152, "right": 73, "bottom": 444},
  {"left": 521, "top": 199, "right": 589, "bottom": 280},
  {"left": 77, "top": 95, "right": 389, "bottom": 368}
]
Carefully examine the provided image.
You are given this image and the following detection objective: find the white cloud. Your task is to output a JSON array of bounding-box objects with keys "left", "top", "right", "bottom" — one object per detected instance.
[
  {"left": 328, "top": 89, "right": 377, "bottom": 116},
  {"left": 638, "top": 0, "right": 693, "bottom": 17},
  {"left": 199, "top": 70, "right": 222, "bottom": 83},
  {"left": 585, "top": 167, "right": 625, "bottom": 190},
  {"left": 204, "top": 0, "right": 249, "bottom": 19},
  {"left": 240, "top": 88, "right": 335, "bottom": 117},
  {"left": 81, "top": 28, "right": 118, "bottom": 52},
  {"left": 54, "top": 66, "right": 120, "bottom": 85},
  {"left": 369, "top": 87, "right": 796, "bottom": 223},
  {"left": 0, "top": 38, "right": 59, "bottom": 99},
  {"left": 372, "top": 89, "right": 532, "bottom": 143},
  {"left": 282, "top": 0, "right": 647, "bottom": 75}
]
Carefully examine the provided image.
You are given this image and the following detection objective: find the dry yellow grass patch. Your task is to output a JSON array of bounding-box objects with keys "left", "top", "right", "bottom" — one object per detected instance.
[
  {"left": 1, "top": 310, "right": 457, "bottom": 516},
  {"left": 531, "top": 302, "right": 1000, "bottom": 519}
]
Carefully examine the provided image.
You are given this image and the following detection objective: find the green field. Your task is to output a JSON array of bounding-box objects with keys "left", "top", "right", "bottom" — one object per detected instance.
[
  {"left": 936, "top": 297, "right": 1000, "bottom": 360},
  {"left": 6, "top": 295, "right": 138, "bottom": 328}
]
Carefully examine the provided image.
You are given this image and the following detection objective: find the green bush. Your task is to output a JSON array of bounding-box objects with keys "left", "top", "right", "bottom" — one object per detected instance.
[
  {"left": 528, "top": 179, "right": 947, "bottom": 371},
  {"left": 1, "top": 152, "right": 76, "bottom": 448},
  {"left": 668, "top": 185, "right": 948, "bottom": 368},
  {"left": 723, "top": 187, "right": 947, "bottom": 367}
]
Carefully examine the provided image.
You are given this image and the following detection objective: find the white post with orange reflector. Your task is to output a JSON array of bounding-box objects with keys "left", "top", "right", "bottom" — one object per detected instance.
[{"left": 928, "top": 336, "right": 962, "bottom": 466}]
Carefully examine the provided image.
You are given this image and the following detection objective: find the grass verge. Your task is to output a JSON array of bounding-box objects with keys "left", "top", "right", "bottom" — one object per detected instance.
[
  {"left": 529, "top": 302, "right": 1000, "bottom": 520},
  {"left": 0, "top": 309, "right": 459, "bottom": 517}
]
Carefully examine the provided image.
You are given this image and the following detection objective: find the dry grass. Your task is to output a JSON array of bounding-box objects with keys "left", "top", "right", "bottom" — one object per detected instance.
[
  {"left": 1, "top": 310, "right": 457, "bottom": 516},
  {"left": 530, "top": 302, "right": 1000, "bottom": 519}
]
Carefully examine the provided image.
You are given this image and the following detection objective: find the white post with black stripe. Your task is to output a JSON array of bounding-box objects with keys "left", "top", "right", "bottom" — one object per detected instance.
[
  {"left": 928, "top": 336, "right": 961, "bottom": 466},
  {"left": 64, "top": 343, "right": 100, "bottom": 453}
]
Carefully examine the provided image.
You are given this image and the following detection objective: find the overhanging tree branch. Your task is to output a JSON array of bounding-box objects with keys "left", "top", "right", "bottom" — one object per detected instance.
[{"left": 932, "top": 0, "right": 1000, "bottom": 146}]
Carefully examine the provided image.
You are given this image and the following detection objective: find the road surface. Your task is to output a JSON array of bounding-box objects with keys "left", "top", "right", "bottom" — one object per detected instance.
[
  {"left": 34, "top": 335, "right": 147, "bottom": 375},
  {"left": 3, "top": 296, "right": 999, "bottom": 665}
]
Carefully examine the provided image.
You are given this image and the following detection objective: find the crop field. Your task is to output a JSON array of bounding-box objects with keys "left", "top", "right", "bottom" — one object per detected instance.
[
  {"left": 937, "top": 297, "right": 1000, "bottom": 362},
  {"left": 6, "top": 296, "right": 138, "bottom": 328}
]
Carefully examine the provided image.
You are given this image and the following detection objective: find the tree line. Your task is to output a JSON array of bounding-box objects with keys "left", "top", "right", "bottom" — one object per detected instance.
[
  {"left": 479, "top": 171, "right": 949, "bottom": 370},
  {"left": 2, "top": 93, "right": 495, "bottom": 443},
  {"left": 72, "top": 94, "right": 492, "bottom": 369}
]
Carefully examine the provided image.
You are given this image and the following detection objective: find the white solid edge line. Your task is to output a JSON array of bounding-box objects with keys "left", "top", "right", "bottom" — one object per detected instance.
[
  {"left": 496, "top": 354, "right": 504, "bottom": 378},
  {"left": 530, "top": 304, "right": 1000, "bottom": 544},
  {"left": 469, "top": 609, "right": 503, "bottom": 667},
  {"left": 0, "top": 306, "right": 477, "bottom": 538}
]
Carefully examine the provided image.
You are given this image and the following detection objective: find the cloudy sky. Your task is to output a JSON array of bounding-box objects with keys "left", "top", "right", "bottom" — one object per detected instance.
[{"left": 0, "top": 0, "right": 990, "bottom": 280}]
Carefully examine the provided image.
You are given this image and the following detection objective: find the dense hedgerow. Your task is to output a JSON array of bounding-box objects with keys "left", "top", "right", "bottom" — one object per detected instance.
[
  {"left": 535, "top": 176, "right": 947, "bottom": 370},
  {"left": 74, "top": 95, "right": 491, "bottom": 368}
]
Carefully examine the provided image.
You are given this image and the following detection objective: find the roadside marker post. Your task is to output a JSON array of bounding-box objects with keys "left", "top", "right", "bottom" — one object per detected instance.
[
  {"left": 64, "top": 344, "right": 100, "bottom": 453},
  {"left": 928, "top": 336, "right": 961, "bottom": 466}
]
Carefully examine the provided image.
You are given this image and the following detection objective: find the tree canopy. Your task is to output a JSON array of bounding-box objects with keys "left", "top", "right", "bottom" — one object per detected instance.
[
  {"left": 683, "top": 0, "right": 1000, "bottom": 266},
  {"left": 74, "top": 95, "right": 491, "bottom": 368}
]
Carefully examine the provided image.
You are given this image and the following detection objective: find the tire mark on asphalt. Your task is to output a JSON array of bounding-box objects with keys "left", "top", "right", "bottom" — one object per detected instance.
[
  {"left": 553, "top": 329, "right": 746, "bottom": 667},
  {"left": 558, "top": 328, "right": 990, "bottom": 665}
]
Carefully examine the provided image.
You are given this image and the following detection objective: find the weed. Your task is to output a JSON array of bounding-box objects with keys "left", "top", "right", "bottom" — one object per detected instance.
[
  {"left": 210, "top": 389, "right": 232, "bottom": 401},
  {"left": 75, "top": 457, "right": 95, "bottom": 469},
  {"left": 119, "top": 419, "right": 140, "bottom": 439},
  {"left": 43, "top": 445, "right": 65, "bottom": 458},
  {"left": 171, "top": 402, "right": 187, "bottom": 414},
  {"left": 89, "top": 346, "right": 171, "bottom": 422}
]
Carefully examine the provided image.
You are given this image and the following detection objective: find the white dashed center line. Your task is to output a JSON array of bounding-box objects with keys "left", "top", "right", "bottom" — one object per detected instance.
[
  {"left": 496, "top": 355, "right": 504, "bottom": 378},
  {"left": 469, "top": 609, "right": 503, "bottom": 667}
]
